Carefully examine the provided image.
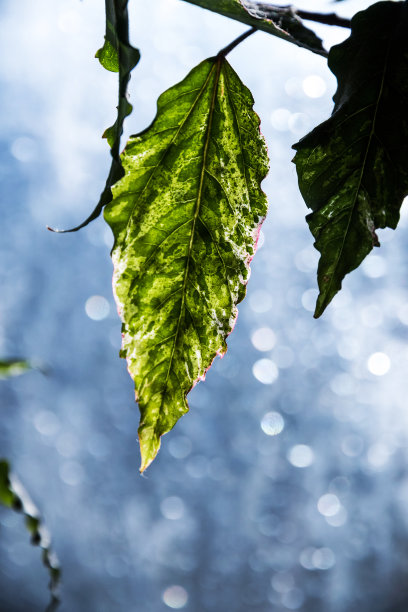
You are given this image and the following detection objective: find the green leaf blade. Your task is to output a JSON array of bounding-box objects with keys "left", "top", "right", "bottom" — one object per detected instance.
[
  {"left": 105, "top": 57, "right": 268, "bottom": 471},
  {"left": 293, "top": 1, "right": 408, "bottom": 318}
]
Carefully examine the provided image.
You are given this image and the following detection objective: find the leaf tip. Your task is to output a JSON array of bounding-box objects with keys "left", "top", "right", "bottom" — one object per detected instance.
[
  {"left": 138, "top": 425, "right": 161, "bottom": 473},
  {"left": 313, "top": 294, "right": 329, "bottom": 319}
]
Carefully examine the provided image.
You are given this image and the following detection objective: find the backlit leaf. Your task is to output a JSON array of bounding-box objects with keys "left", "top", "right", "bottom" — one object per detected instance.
[
  {"left": 293, "top": 1, "right": 408, "bottom": 318},
  {"left": 105, "top": 55, "right": 269, "bottom": 471},
  {"left": 0, "top": 460, "right": 61, "bottom": 598},
  {"left": 95, "top": 38, "right": 119, "bottom": 73},
  {"left": 180, "top": 0, "right": 326, "bottom": 56}
]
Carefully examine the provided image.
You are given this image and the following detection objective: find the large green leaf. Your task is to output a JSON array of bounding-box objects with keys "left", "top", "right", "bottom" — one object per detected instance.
[
  {"left": 180, "top": 0, "right": 327, "bottom": 56},
  {"left": 0, "top": 460, "right": 61, "bottom": 598},
  {"left": 293, "top": 1, "right": 408, "bottom": 318},
  {"left": 105, "top": 54, "right": 269, "bottom": 471}
]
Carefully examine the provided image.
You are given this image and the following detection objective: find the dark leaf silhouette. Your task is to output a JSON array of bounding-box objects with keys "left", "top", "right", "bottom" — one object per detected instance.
[{"left": 293, "top": 1, "right": 408, "bottom": 317}]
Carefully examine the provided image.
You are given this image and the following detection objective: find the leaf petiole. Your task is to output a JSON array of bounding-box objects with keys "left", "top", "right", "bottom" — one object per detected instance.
[{"left": 217, "top": 26, "right": 257, "bottom": 58}]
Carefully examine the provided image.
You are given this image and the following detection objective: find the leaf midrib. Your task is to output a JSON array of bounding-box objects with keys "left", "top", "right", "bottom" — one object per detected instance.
[
  {"left": 157, "top": 57, "right": 224, "bottom": 419},
  {"left": 121, "top": 62, "right": 217, "bottom": 248}
]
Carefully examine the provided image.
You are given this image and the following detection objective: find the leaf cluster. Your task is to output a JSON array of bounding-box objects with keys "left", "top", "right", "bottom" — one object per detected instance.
[{"left": 48, "top": 0, "right": 408, "bottom": 471}]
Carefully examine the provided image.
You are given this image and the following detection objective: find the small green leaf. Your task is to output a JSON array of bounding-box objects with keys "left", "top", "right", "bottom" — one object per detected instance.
[
  {"left": 0, "top": 359, "right": 31, "bottom": 379},
  {"left": 0, "top": 462, "right": 14, "bottom": 506},
  {"left": 293, "top": 1, "right": 408, "bottom": 317},
  {"left": 180, "top": 0, "right": 326, "bottom": 56},
  {"left": 0, "top": 460, "right": 61, "bottom": 596},
  {"left": 95, "top": 38, "right": 119, "bottom": 73},
  {"left": 105, "top": 55, "right": 269, "bottom": 471}
]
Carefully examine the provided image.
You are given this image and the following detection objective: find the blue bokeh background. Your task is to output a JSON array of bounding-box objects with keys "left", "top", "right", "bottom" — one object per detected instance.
[{"left": 2, "top": 1, "right": 408, "bottom": 610}]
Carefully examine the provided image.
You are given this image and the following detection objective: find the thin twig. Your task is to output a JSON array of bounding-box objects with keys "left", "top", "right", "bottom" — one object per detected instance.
[
  {"left": 218, "top": 26, "right": 257, "bottom": 58},
  {"left": 296, "top": 9, "right": 351, "bottom": 29}
]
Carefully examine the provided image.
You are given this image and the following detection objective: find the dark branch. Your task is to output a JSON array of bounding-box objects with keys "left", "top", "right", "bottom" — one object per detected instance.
[
  {"left": 255, "top": 4, "right": 351, "bottom": 29},
  {"left": 296, "top": 9, "right": 351, "bottom": 29}
]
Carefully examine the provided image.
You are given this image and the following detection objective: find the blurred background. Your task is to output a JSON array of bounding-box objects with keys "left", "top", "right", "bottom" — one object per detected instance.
[{"left": 1, "top": 0, "right": 408, "bottom": 610}]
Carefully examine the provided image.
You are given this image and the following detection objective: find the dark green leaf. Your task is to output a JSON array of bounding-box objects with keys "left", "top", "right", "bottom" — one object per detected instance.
[
  {"left": 97, "top": 0, "right": 140, "bottom": 156},
  {"left": 293, "top": 1, "right": 408, "bottom": 318},
  {"left": 49, "top": 0, "right": 140, "bottom": 232},
  {"left": 105, "top": 55, "right": 269, "bottom": 471},
  {"left": 0, "top": 359, "right": 31, "bottom": 379},
  {"left": 0, "top": 460, "right": 61, "bottom": 596},
  {"left": 180, "top": 0, "right": 326, "bottom": 56}
]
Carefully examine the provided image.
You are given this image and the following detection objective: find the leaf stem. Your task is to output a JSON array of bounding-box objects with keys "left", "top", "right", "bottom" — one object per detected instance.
[{"left": 218, "top": 27, "right": 257, "bottom": 58}]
